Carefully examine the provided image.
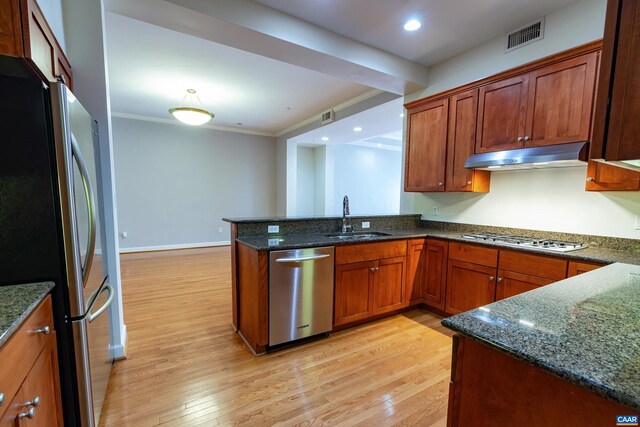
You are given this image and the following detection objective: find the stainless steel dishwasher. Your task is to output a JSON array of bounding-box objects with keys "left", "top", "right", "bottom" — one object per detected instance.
[{"left": 269, "top": 246, "right": 334, "bottom": 346}]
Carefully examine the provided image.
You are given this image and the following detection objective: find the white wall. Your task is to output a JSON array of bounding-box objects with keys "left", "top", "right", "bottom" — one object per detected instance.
[
  {"left": 296, "top": 147, "right": 316, "bottom": 216},
  {"left": 38, "top": 0, "right": 66, "bottom": 51},
  {"left": 402, "top": 0, "right": 640, "bottom": 239},
  {"left": 332, "top": 144, "right": 401, "bottom": 216},
  {"left": 112, "top": 117, "right": 276, "bottom": 250}
]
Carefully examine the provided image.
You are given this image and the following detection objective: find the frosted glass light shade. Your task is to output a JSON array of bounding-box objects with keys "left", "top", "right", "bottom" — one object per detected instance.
[{"left": 169, "top": 107, "right": 213, "bottom": 126}]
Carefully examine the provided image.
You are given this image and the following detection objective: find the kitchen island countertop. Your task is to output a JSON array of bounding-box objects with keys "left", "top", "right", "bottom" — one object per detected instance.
[
  {"left": 0, "top": 282, "right": 55, "bottom": 347},
  {"left": 442, "top": 262, "right": 640, "bottom": 411}
]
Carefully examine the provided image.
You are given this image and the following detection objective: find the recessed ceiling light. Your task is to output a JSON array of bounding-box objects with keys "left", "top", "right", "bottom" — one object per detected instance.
[
  {"left": 377, "top": 143, "right": 382, "bottom": 147},
  {"left": 400, "top": 113, "right": 405, "bottom": 118},
  {"left": 321, "top": 136, "right": 329, "bottom": 141},
  {"left": 353, "top": 127, "right": 362, "bottom": 132},
  {"left": 404, "top": 19, "right": 421, "bottom": 31}
]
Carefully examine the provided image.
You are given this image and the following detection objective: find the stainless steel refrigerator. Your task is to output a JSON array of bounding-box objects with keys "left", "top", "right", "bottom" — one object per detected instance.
[{"left": 0, "top": 56, "right": 113, "bottom": 426}]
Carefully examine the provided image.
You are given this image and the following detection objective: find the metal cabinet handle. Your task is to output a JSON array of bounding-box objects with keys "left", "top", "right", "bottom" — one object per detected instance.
[
  {"left": 19, "top": 408, "right": 35, "bottom": 419},
  {"left": 275, "top": 254, "right": 330, "bottom": 263},
  {"left": 466, "top": 181, "right": 472, "bottom": 185},
  {"left": 497, "top": 277, "right": 503, "bottom": 282},
  {"left": 25, "top": 396, "right": 40, "bottom": 407},
  {"left": 370, "top": 267, "right": 379, "bottom": 272},
  {"left": 524, "top": 136, "right": 530, "bottom": 141},
  {"left": 489, "top": 276, "right": 495, "bottom": 281},
  {"left": 586, "top": 177, "right": 594, "bottom": 182},
  {"left": 517, "top": 137, "right": 523, "bottom": 142},
  {"left": 438, "top": 182, "right": 443, "bottom": 186},
  {"left": 35, "top": 326, "right": 50, "bottom": 335},
  {"left": 0, "top": 393, "right": 4, "bottom": 405}
]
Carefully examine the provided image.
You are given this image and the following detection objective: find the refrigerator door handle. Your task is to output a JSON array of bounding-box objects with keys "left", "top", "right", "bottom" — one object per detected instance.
[
  {"left": 88, "top": 282, "right": 114, "bottom": 323},
  {"left": 71, "top": 132, "right": 97, "bottom": 285}
]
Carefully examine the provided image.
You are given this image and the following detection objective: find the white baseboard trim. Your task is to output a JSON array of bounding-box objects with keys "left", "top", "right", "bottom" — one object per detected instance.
[
  {"left": 119, "top": 241, "right": 230, "bottom": 254},
  {"left": 110, "top": 324, "right": 127, "bottom": 360}
]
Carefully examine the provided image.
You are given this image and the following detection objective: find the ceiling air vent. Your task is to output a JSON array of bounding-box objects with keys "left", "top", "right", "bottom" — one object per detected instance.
[
  {"left": 320, "top": 109, "right": 335, "bottom": 125},
  {"left": 505, "top": 18, "right": 545, "bottom": 53}
]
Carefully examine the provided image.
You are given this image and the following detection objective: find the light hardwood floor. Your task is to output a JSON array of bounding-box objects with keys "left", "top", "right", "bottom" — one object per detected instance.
[{"left": 99, "top": 247, "right": 454, "bottom": 426}]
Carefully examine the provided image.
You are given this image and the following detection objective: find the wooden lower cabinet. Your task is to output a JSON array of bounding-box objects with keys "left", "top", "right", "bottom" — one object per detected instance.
[
  {"left": 0, "top": 296, "right": 62, "bottom": 426},
  {"left": 335, "top": 257, "right": 405, "bottom": 326},
  {"left": 405, "top": 239, "right": 426, "bottom": 306},
  {"left": 335, "top": 261, "right": 374, "bottom": 326},
  {"left": 567, "top": 260, "right": 605, "bottom": 277},
  {"left": 495, "top": 270, "right": 555, "bottom": 301},
  {"left": 447, "top": 335, "right": 637, "bottom": 426},
  {"left": 423, "top": 240, "right": 448, "bottom": 311},
  {"left": 445, "top": 260, "right": 497, "bottom": 315}
]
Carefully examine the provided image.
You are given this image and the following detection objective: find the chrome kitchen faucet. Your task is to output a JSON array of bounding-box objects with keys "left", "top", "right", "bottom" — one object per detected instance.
[{"left": 342, "top": 195, "right": 353, "bottom": 233}]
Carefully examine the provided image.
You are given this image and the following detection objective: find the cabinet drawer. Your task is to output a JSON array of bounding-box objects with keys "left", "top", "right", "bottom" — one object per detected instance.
[
  {"left": 448, "top": 242, "right": 498, "bottom": 268},
  {"left": 499, "top": 250, "right": 567, "bottom": 280},
  {"left": 0, "top": 295, "right": 53, "bottom": 419},
  {"left": 336, "top": 240, "right": 407, "bottom": 265}
]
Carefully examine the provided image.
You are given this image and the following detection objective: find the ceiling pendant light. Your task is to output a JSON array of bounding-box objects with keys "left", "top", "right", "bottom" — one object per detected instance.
[{"left": 169, "top": 89, "right": 214, "bottom": 126}]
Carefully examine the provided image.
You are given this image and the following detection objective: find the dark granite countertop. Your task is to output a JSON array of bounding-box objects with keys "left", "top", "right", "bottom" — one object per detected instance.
[
  {"left": 235, "top": 228, "right": 640, "bottom": 265},
  {"left": 223, "top": 214, "right": 420, "bottom": 223},
  {"left": 442, "top": 263, "right": 640, "bottom": 411},
  {"left": 0, "top": 282, "right": 54, "bottom": 347}
]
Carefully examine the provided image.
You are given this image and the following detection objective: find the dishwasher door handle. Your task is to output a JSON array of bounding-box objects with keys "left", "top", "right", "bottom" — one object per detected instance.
[{"left": 275, "top": 254, "right": 331, "bottom": 263}]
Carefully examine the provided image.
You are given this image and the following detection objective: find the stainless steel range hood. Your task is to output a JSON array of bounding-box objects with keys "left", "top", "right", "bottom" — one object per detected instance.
[{"left": 464, "top": 142, "right": 589, "bottom": 171}]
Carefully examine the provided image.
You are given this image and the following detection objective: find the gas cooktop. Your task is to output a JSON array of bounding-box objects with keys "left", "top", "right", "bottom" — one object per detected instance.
[{"left": 461, "top": 232, "right": 588, "bottom": 252}]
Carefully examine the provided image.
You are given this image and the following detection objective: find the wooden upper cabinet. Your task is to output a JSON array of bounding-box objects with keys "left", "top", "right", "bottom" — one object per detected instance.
[
  {"left": 591, "top": 0, "right": 640, "bottom": 164},
  {"left": 476, "top": 75, "right": 529, "bottom": 153},
  {"left": 0, "top": 0, "right": 72, "bottom": 88},
  {"left": 585, "top": 160, "right": 640, "bottom": 191},
  {"left": 525, "top": 52, "right": 598, "bottom": 148},
  {"left": 446, "top": 89, "right": 490, "bottom": 192},
  {"left": 404, "top": 98, "right": 448, "bottom": 192}
]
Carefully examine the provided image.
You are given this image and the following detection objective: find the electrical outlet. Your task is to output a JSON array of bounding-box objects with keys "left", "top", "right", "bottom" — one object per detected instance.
[
  {"left": 635, "top": 215, "right": 640, "bottom": 230},
  {"left": 218, "top": 227, "right": 223, "bottom": 233},
  {"left": 268, "top": 225, "right": 280, "bottom": 233},
  {"left": 361, "top": 221, "right": 370, "bottom": 229},
  {"left": 121, "top": 231, "right": 128, "bottom": 239},
  {"left": 432, "top": 207, "right": 439, "bottom": 216}
]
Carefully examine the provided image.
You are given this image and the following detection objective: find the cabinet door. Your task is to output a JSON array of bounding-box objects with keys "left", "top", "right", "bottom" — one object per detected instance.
[
  {"left": 495, "top": 270, "right": 554, "bottom": 301},
  {"left": 446, "top": 89, "right": 490, "bottom": 192},
  {"left": 18, "top": 334, "right": 63, "bottom": 427},
  {"left": 567, "top": 261, "right": 605, "bottom": 277},
  {"left": 604, "top": 0, "right": 640, "bottom": 162},
  {"left": 525, "top": 52, "right": 598, "bottom": 148},
  {"left": 423, "top": 239, "right": 448, "bottom": 311},
  {"left": 0, "top": 0, "right": 23, "bottom": 57},
  {"left": 0, "top": 387, "right": 24, "bottom": 427},
  {"left": 404, "top": 98, "right": 448, "bottom": 192},
  {"left": 334, "top": 261, "right": 373, "bottom": 326},
  {"left": 405, "top": 241, "right": 425, "bottom": 306},
  {"left": 476, "top": 75, "right": 529, "bottom": 153},
  {"left": 372, "top": 257, "right": 405, "bottom": 315},
  {"left": 585, "top": 160, "right": 640, "bottom": 191},
  {"left": 445, "top": 260, "right": 497, "bottom": 315}
]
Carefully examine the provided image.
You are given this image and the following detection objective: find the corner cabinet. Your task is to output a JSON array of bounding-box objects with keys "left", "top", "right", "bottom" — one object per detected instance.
[
  {"left": 405, "top": 91, "right": 489, "bottom": 193},
  {"left": 334, "top": 241, "right": 406, "bottom": 327},
  {"left": 0, "top": 0, "right": 73, "bottom": 88},
  {"left": 591, "top": 0, "right": 640, "bottom": 169},
  {"left": 405, "top": 239, "right": 448, "bottom": 311},
  {"left": 0, "top": 295, "right": 63, "bottom": 426},
  {"left": 404, "top": 99, "right": 448, "bottom": 192}
]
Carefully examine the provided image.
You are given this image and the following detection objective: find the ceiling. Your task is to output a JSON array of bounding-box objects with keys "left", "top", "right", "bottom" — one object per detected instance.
[{"left": 104, "top": 0, "right": 580, "bottom": 136}]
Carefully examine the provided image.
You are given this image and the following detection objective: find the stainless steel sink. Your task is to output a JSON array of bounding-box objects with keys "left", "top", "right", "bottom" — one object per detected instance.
[{"left": 324, "top": 231, "right": 391, "bottom": 240}]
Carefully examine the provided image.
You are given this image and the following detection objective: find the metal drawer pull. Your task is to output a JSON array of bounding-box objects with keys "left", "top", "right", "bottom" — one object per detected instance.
[
  {"left": 19, "top": 408, "right": 35, "bottom": 419},
  {"left": 466, "top": 181, "right": 472, "bottom": 185},
  {"left": 524, "top": 136, "right": 530, "bottom": 141},
  {"left": 586, "top": 177, "right": 594, "bottom": 182},
  {"left": 370, "top": 267, "right": 379, "bottom": 271},
  {"left": 25, "top": 396, "right": 40, "bottom": 407},
  {"left": 275, "top": 254, "right": 330, "bottom": 263},
  {"left": 517, "top": 137, "right": 523, "bottom": 142},
  {"left": 497, "top": 277, "right": 503, "bottom": 282},
  {"left": 489, "top": 276, "right": 495, "bottom": 281},
  {"left": 0, "top": 392, "right": 4, "bottom": 405},
  {"left": 35, "top": 326, "right": 50, "bottom": 335}
]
